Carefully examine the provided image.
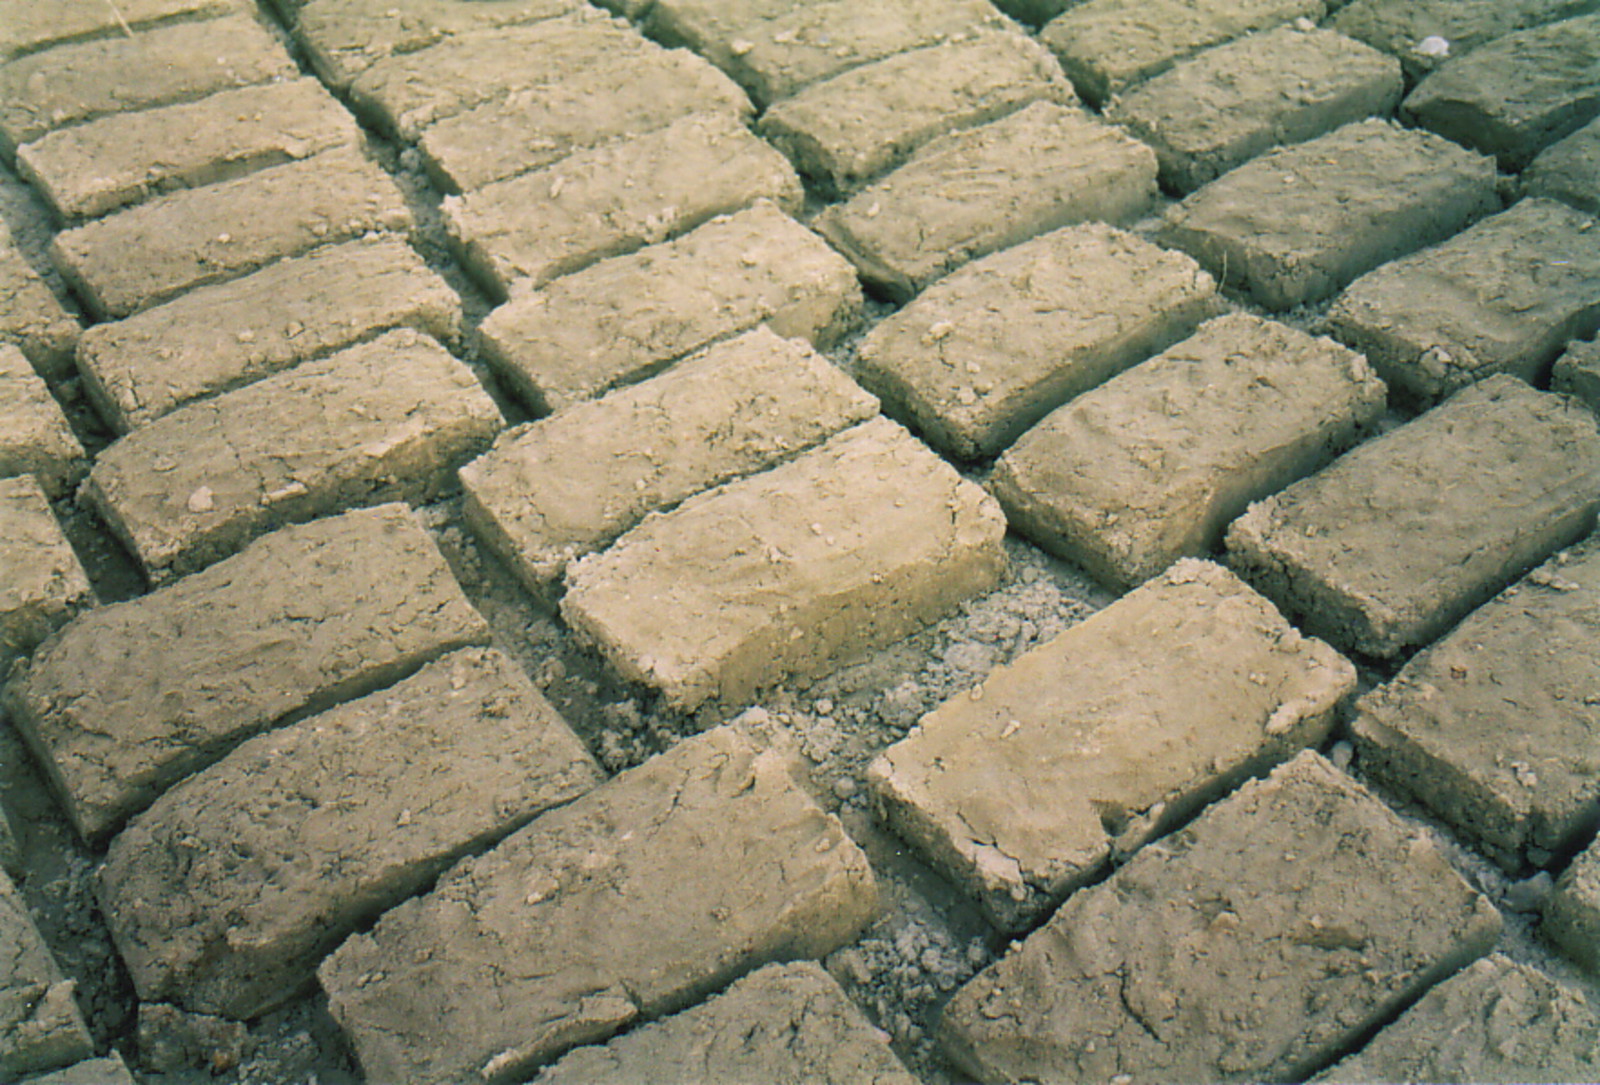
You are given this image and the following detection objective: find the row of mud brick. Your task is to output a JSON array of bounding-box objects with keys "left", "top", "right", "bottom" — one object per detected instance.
[{"left": 3, "top": 0, "right": 1600, "bottom": 1081}]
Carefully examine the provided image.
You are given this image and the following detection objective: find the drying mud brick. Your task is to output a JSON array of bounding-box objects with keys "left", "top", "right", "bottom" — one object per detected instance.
[
  {"left": 816, "top": 102, "right": 1158, "bottom": 302},
  {"left": 84, "top": 328, "right": 502, "bottom": 581},
  {"left": 562, "top": 418, "right": 1007, "bottom": 709},
  {"left": 18, "top": 78, "right": 363, "bottom": 221},
  {"left": 856, "top": 223, "right": 1221, "bottom": 461},
  {"left": 0, "top": 225, "right": 78, "bottom": 381},
  {"left": 1226, "top": 376, "right": 1600, "bottom": 658},
  {"left": 533, "top": 962, "right": 916, "bottom": 1085},
  {"left": 1351, "top": 539, "right": 1600, "bottom": 872},
  {"left": 463, "top": 327, "right": 877, "bottom": 590},
  {"left": 0, "top": 870, "right": 94, "bottom": 1080},
  {"left": 0, "top": 344, "right": 86, "bottom": 497},
  {"left": 1547, "top": 841, "right": 1600, "bottom": 971},
  {"left": 292, "top": 0, "right": 583, "bottom": 88},
  {"left": 49, "top": 145, "right": 413, "bottom": 320},
  {"left": 1038, "top": 0, "right": 1323, "bottom": 106},
  {"left": 100, "top": 647, "right": 602, "bottom": 1020},
  {"left": 940, "top": 750, "right": 1503, "bottom": 1084},
  {"left": 320, "top": 725, "right": 879, "bottom": 1084},
  {"left": 0, "top": 0, "right": 239, "bottom": 61},
  {"left": 22, "top": 1053, "right": 137, "bottom": 1085},
  {"left": 444, "top": 112, "right": 801, "bottom": 299},
  {"left": 419, "top": 48, "right": 750, "bottom": 193},
  {"left": 758, "top": 31, "right": 1076, "bottom": 197},
  {"left": 1315, "top": 954, "right": 1600, "bottom": 1082},
  {"left": 1159, "top": 119, "right": 1499, "bottom": 310},
  {"left": 1556, "top": 338, "right": 1600, "bottom": 414},
  {"left": 0, "top": 477, "right": 92, "bottom": 668},
  {"left": 1525, "top": 115, "right": 1600, "bottom": 215},
  {"left": 0, "top": 14, "right": 295, "bottom": 161},
  {"left": 1328, "top": 198, "right": 1600, "bottom": 404},
  {"left": 0, "top": 504, "right": 491, "bottom": 841},
  {"left": 76, "top": 236, "right": 462, "bottom": 434},
  {"left": 1330, "top": 0, "right": 1600, "bottom": 80},
  {"left": 871, "top": 561, "right": 1353, "bottom": 930},
  {"left": 1404, "top": 13, "right": 1600, "bottom": 170},
  {"left": 993, "top": 314, "right": 1385, "bottom": 588},
  {"left": 478, "top": 202, "right": 862, "bottom": 413},
  {"left": 1107, "top": 26, "right": 1403, "bottom": 194}
]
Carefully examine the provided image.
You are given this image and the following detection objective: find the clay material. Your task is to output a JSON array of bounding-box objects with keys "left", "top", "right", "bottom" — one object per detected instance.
[
  {"left": 0, "top": 343, "right": 86, "bottom": 497},
  {"left": 0, "top": 476, "right": 92, "bottom": 669},
  {"left": 0, "top": 224, "right": 79, "bottom": 381},
  {"left": 1, "top": 870, "right": 94, "bottom": 1080}
]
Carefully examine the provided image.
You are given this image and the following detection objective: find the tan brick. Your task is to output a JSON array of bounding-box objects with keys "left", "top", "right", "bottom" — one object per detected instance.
[
  {"left": 1525, "top": 115, "right": 1600, "bottom": 216},
  {"left": 0, "top": 0, "right": 239, "bottom": 61},
  {"left": 1, "top": 504, "right": 491, "bottom": 841},
  {"left": 854, "top": 222, "right": 1222, "bottom": 459},
  {"left": 100, "top": 647, "right": 602, "bottom": 1019},
  {"left": 562, "top": 417, "right": 1007, "bottom": 709},
  {"left": 816, "top": 102, "right": 1157, "bottom": 302},
  {"left": 444, "top": 111, "right": 801, "bottom": 299},
  {"left": 940, "top": 751, "right": 1502, "bottom": 1085},
  {"left": 84, "top": 328, "right": 501, "bottom": 581},
  {"left": 1330, "top": 0, "right": 1600, "bottom": 80},
  {"left": 0, "top": 870, "right": 93, "bottom": 1080},
  {"left": 21, "top": 1053, "right": 137, "bottom": 1085},
  {"left": 0, "top": 223, "right": 79, "bottom": 381},
  {"left": 463, "top": 327, "right": 876, "bottom": 591},
  {"left": 478, "top": 201, "right": 861, "bottom": 414},
  {"left": 76, "top": 236, "right": 461, "bottom": 433},
  {"left": 320, "top": 725, "right": 878, "bottom": 1084},
  {"left": 0, "top": 343, "right": 86, "bottom": 497},
  {"left": 1546, "top": 841, "right": 1600, "bottom": 972},
  {"left": 991, "top": 313, "right": 1385, "bottom": 588},
  {"left": 0, "top": 477, "right": 92, "bottom": 668},
  {"left": 1556, "top": 338, "right": 1600, "bottom": 415}
]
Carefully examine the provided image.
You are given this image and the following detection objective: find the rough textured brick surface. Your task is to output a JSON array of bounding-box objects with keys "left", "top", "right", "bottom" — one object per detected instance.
[
  {"left": 19, "top": 1053, "right": 137, "bottom": 1085},
  {"left": 0, "top": 343, "right": 86, "bottom": 497},
  {"left": 49, "top": 146, "right": 413, "bottom": 320},
  {"left": 855, "top": 222, "right": 1222, "bottom": 459},
  {"left": 76, "top": 236, "right": 462, "bottom": 433},
  {"left": 1352, "top": 538, "right": 1600, "bottom": 871},
  {"left": 1, "top": 504, "right": 491, "bottom": 841},
  {"left": 1226, "top": 376, "right": 1600, "bottom": 658},
  {"left": 0, "top": 870, "right": 94, "bottom": 1080},
  {"left": 758, "top": 31, "right": 1076, "bottom": 197},
  {"left": 0, "top": 225, "right": 79, "bottom": 381},
  {"left": 533, "top": 963, "right": 917, "bottom": 1085},
  {"left": 1328, "top": 198, "right": 1600, "bottom": 404},
  {"left": 0, "top": 477, "right": 91, "bottom": 669},
  {"left": 1108, "top": 25, "right": 1403, "bottom": 193},
  {"left": 993, "top": 313, "right": 1386, "bottom": 588},
  {"left": 1547, "top": 841, "right": 1600, "bottom": 971},
  {"left": 1404, "top": 13, "right": 1600, "bottom": 170},
  {"left": 463, "top": 327, "right": 876, "bottom": 590},
  {"left": 940, "top": 751, "right": 1503, "bottom": 1085},
  {"left": 562, "top": 418, "right": 1007, "bottom": 709},
  {"left": 870, "top": 560, "right": 1354, "bottom": 930},
  {"left": 816, "top": 102, "right": 1158, "bottom": 302},
  {"left": 1160, "top": 119, "right": 1499, "bottom": 310},
  {"left": 0, "top": 0, "right": 239, "bottom": 61},
  {"left": 1330, "top": 0, "right": 1600, "bottom": 79},
  {"left": 1525, "top": 115, "right": 1600, "bottom": 215},
  {"left": 100, "top": 647, "right": 602, "bottom": 1020},
  {"left": 320, "top": 725, "right": 879, "bottom": 1084},
  {"left": 1556, "top": 338, "right": 1600, "bottom": 414},
  {"left": 478, "top": 201, "right": 861, "bottom": 414},
  {"left": 444, "top": 112, "right": 801, "bottom": 299}
]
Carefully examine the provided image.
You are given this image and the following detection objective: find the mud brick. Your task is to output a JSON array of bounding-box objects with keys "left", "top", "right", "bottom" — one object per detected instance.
[
  {"left": 941, "top": 750, "right": 1502, "bottom": 1084},
  {"left": 870, "top": 561, "right": 1353, "bottom": 930},
  {"left": 0, "top": 477, "right": 92, "bottom": 668},
  {"left": 346, "top": 13, "right": 654, "bottom": 140},
  {"left": 759, "top": 31, "right": 1076, "bottom": 197},
  {"left": 816, "top": 102, "right": 1157, "bottom": 303},
  {"left": 320, "top": 725, "right": 878, "bottom": 1083},
  {"left": 21, "top": 1053, "right": 137, "bottom": 1085},
  {"left": 77, "top": 237, "right": 460, "bottom": 434},
  {"left": 418, "top": 48, "right": 751, "bottom": 193},
  {"left": 1404, "top": 13, "right": 1600, "bottom": 170},
  {"left": 1107, "top": 26, "right": 1402, "bottom": 194},
  {"left": 1525, "top": 116, "right": 1600, "bottom": 215},
  {"left": 0, "top": 504, "right": 491, "bottom": 841},
  {"left": 464, "top": 327, "right": 876, "bottom": 591},
  {"left": 0, "top": 344, "right": 86, "bottom": 497},
  {"left": 993, "top": 314, "right": 1385, "bottom": 588},
  {"left": 1226, "top": 376, "right": 1600, "bottom": 658},
  {"left": 18, "top": 79, "right": 363, "bottom": 221},
  {"left": 293, "top": 0, "right": 584, "bottom": 88},
  {"left": 0, "top": 15, "right": 295, "bottom": 161},
  {"left": 1038, "top": 0, "right": 1323, "bottom": 107},
  {"left": 534, "top": 962, "right": 916, "bottom": 1085},
  {"left": 564, "top": 418, "right": 1005, "bottom": 708},
  {"left": 856, "top": 223, "right": 1221, "bottom": 460},
  {"left": 479, "top": 202, "right": 861, "bottom": 413},
  {"left": 84, "top": 328, "right": 501, "bottom": 581},
  {"left": 0, "top": 805, "right": 16, "bottom": 880},
  {"left": 444, "top": 112, "right": 801, "bottom": 299},
  {"left": 1160, "top": 119, "right": 1499, "bottom": 310},
  {"left": 1330, "top": 0, "right": 1600, "bottom": 80},
  {"left": 100, "top": 646, "right": 602, "bottom": 1019},
  {"left": 49, "top": 146, "right": 412, "bottom": 320},
  {"left": 1547, "top": 841, "right": 1600, "bottom": 971},
  {"left": 1556, "top": 338, "right": 1600, "bottom": 414},
  {"left": 0, "top": 871, "right": 94, "bottom": 1080},
  {"left": 0, "top": 225, "right": 78, "bottom": 381},
  {"left": 1351, "top": 539, "right": 1600, "bottom": 871},
  {"left": 1328, "top": 198, "right": 1600, "bottom": 405},
  {"left": 0, "top": 0, "right": 239, "bottom": 61}
]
